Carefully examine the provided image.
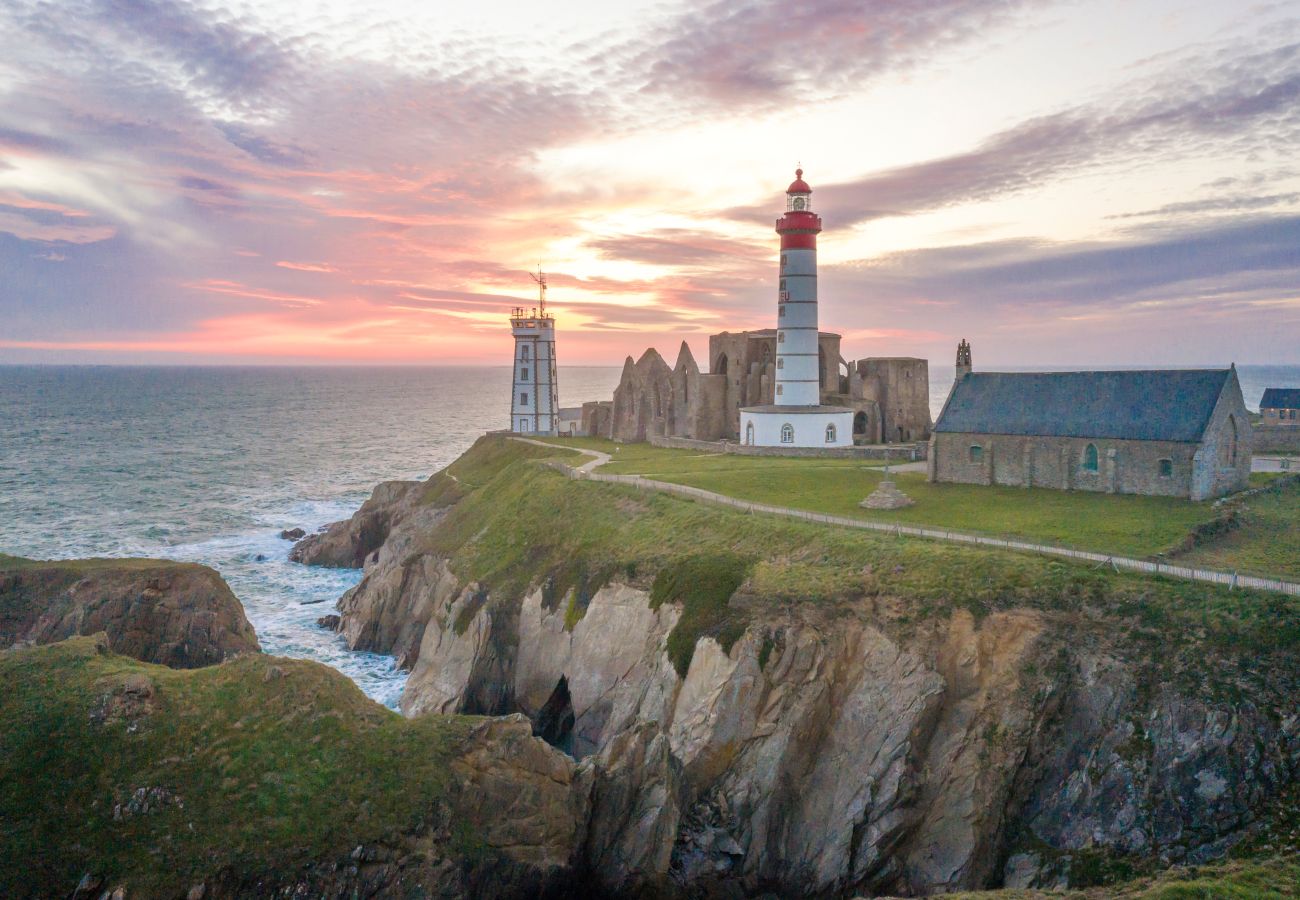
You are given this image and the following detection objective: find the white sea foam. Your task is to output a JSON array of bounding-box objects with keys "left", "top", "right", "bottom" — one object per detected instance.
[{"left": 1, "top": 365, "right": 623, "bottom": 709}]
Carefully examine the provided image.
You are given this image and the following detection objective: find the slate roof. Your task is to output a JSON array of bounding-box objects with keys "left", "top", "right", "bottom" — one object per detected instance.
[
  {"left": 935, "top": 369, "right": 1233, "bottom": 442},
  {"left": 1260, "top": 388, "right": 1300, "bottom": 410}
]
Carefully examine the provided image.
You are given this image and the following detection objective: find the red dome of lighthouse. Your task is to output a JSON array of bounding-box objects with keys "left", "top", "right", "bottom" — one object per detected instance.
[{"left": 787, "top": 168, "right": 811, "bottom": 193}]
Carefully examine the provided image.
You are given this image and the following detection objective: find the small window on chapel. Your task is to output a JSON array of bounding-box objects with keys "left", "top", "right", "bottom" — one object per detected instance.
[
  {"left": 781, "top": 423, "right": 794, "bottom": 444},
  {"left": 825, "top": 424, "right": 836, "bottom": 443},
  {"left": 1083, "top": 444, "right": 1099, "bottom": 472},
  {"left": 1158, "top": 458, "right": 1173, "bottom": 478},
  {"left": 969, "top": 445, "right": 983, "bottom": 463}
]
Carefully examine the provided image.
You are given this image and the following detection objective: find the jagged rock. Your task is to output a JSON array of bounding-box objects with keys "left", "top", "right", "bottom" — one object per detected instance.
[
  {"left": 290, "top": 480, "right": 425, "bottom": 568},
  {"left": 316, "top": 614, "right": 341, "bottom": 631},
  {"left": 0, "top": 557, "right": 259, "bottom": 668},
  {"left": 279, "top": 527, "right": 306, "bottom": 541}
]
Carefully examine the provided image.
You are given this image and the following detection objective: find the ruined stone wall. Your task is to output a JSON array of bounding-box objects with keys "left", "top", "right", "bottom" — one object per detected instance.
[
  {"left": 581, "top": 401, "right": 613, "bottom": 439},
  {"left": 857, "top": 358, "right": 932, "bottom": 443}
]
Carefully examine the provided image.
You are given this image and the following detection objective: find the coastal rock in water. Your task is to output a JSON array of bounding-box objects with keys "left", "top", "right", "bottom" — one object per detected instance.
[
  {"left": 279, "top": 527, "right": 306, "bottom": 541},
  {"left": 290, "top": 480, "right": 428, "bottom": 568},
  {"left": 316, "top": 614, "right": 341, "bottom": 631},
  {"left": 0, "top": 556, "right": 259, "bottom": 667}
]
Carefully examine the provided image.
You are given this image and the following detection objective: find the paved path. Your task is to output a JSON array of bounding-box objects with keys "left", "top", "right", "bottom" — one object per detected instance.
[{"left": 511, "top": 438, "right": 1300, "bottom": 597}]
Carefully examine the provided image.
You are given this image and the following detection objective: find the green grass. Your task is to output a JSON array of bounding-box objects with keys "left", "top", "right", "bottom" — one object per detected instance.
[
  {"left": 944, "top": 854, "right": 1300, "bottom": 898},
  {"left": 649, "top": 553, "right": 754, "bottom": 676},
  {"left": 0, "top": 637, "right": 474, "bottom": 897},
  {"left": 543, "top": 435, "right": 889, "bottom": 476},
  {"left": 415, "top": 436, "right": 1300, "bottom": 699},
  {"left": 534, "top": 437, "right": 1220, "bottom": 559},
  {"left": 1178, "top": 477, "right": 1300, "bottom": 579}
]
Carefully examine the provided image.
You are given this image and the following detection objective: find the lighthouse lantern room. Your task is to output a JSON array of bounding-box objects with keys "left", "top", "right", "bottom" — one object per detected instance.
[
  {"left": 739, "top": 169, "right": 852, "bottom": 448},
  {"left": 510, "top": 271, "right": 558, "bottom": 434}
]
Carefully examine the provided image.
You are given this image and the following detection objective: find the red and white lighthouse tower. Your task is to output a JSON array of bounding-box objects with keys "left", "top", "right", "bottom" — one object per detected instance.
[
  {"left": 739, "top": 168, "right": 852, "bottom": 448},
  {"left": 774, "top": 168, "right": 821, "bottom": 407}
]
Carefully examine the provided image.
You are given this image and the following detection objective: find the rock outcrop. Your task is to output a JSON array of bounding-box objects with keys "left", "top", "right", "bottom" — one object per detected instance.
[
  {"left": 301, "top": 438, "right": 1299, "bottom": 897},
  {"left": 0, "top": 555, "right": 259, "bottom": 667},
  {"left": 1, "top": 638, "right": 591, "bottom": 899},
  {"left": 331, "top": 543, "right": 1299, "bottom": 897},
  {"left": 290, "top": 479, "right": 434, "bottom": 568}
]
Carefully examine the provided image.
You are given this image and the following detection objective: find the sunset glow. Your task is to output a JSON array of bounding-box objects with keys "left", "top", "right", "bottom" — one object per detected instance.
[{"left": 3, "top": 0, "right": 1299, "bottom": 365}]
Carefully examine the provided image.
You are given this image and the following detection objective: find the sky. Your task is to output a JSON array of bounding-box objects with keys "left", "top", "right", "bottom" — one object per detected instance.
[{"left": 1, "top": 0, "right": 1299, "bottom": 367}]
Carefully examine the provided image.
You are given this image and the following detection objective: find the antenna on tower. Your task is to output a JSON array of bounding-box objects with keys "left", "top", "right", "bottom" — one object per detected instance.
[{"left": 530, "top": 266, "right": 547, "bottom": 315}]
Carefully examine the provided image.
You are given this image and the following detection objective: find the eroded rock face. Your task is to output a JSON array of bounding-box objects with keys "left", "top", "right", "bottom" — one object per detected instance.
[
  {"left": 290, "top": 480, "right": 430, "bottom": 568},
  {"left": 330, "top": 539, "right": 1296, "bottom": 897},
  {"left": 0, "top": 558, "right": 259, "bottom": 667}
]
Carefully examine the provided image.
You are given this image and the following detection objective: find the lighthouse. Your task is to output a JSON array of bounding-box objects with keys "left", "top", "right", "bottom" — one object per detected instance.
[
  {"left": 739, "top": 169, "right": 852, "bottom": 448},
  {"left": 510, "top": 271, "right": 558, "bottom": 434}
]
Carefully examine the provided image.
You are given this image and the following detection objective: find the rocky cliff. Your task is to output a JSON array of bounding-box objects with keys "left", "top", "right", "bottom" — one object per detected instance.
[
  {"left": 0, "top": 555, "right": 259, "bottom": 667},
  {"left": 312, "top": 436, "right": 1300, "bottom": 896},
  {"left": 1, "top": 637, "right": 590, "bottom": 899}
]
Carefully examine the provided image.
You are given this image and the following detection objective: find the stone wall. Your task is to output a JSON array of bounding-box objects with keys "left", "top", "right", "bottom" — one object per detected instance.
[
  {"left": 853, "top": 358, "right": 932, "bottom": 443},
  {"left": 1190, "top": 371, "right": 1253, "bottom": 500},
  {"left": 600, "top": 331, "right": 930, "bottom": 445},
  {"left": 650, "top": 434, "right": 926, "bottom": 460},
  {"left": 1254, "top": 424, "right": 1300, "bottom": 454},
  {"left": 581, "top": 401, "right": 613, "bottom": 439},
  {"left": 930, "top": 433, "right": 1209, "bottom": 497}
]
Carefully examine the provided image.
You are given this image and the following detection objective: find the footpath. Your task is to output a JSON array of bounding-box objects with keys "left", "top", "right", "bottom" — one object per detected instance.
[{"left": 511, "top": 438, "right": 1300, "bottom": 598}]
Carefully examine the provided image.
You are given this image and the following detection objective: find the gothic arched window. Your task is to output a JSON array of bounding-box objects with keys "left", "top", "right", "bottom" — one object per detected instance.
[
  {"left": 745, "top": 422, "right": 754, "bottom": 445},
  {"left": 825, "top": 423, "right": 836, "bottom": 443},
  {"left": 1083, "top": 443, "right": 1099, "bottom": 472},
  {"left": 781, "top": 423, "right": 794, "bottom": 444}
]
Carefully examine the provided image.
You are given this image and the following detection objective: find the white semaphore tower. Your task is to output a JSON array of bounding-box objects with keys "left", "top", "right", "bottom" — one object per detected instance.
[
  {"left": 509, "top": 270, "right": 558, "bottom": 434},
  {"left": 739, "top": 168, "right": 852, "bottom": 448}
]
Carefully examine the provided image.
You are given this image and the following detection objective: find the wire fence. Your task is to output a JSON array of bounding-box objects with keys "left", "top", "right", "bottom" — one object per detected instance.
[{"left": 515, "top": 436, "right": 1300, "bottom": 597}]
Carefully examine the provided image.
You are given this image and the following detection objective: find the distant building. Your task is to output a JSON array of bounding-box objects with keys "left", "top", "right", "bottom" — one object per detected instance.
[
  {"left": 510, "top": 275, "right": 559, "bottom": 435},
  {"left": 928, "top": 356, "right": 1252, "bottom": 500},
  {"left": 1260, "top": 388, "right": 1300, "bottom": 423},
  {"left": 555, "top": 406, "right": 583, "bottom": 436},
  {"left": 1255, "top": 388, "right": 1300, "bottom": 454}
]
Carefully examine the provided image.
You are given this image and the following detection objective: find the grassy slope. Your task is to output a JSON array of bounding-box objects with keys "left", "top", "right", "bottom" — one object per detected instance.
[
  {"left": 951, "top": 855, "right": 1300, "bottom": 898},
  {"left": 420, "top": 436, "right": 1300, "bottom": 691},
  {"left": 1178, "top": 477, "right": 1300, "bottom": 579},
  {"left": 0, "top": 637, "right": 472, "bottom": 897},
  {"left": 540, "top": 438, "right": 1215, "bottom": 559}
]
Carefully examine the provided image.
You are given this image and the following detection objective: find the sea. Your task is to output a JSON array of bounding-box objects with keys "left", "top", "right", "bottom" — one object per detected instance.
[{"left": 2, "top": 363, "right": 1295, "bottom": 707}]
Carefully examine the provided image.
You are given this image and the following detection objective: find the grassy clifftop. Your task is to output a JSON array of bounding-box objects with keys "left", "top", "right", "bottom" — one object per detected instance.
[
  {"left": 0, "top": 636, "right": 473, "bottom": 897},
  {"left": 417, "top": 436, "right": 1299, "bottom": 688}
]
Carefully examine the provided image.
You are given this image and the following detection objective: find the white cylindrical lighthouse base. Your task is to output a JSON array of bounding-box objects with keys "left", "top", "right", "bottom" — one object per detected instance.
[{"left": 739, "top": 405, "right": 854, "bottom": 449}]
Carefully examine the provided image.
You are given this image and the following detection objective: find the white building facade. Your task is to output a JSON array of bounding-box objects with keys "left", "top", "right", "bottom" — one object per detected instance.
[
  {"left": 511, "top": 303, "right": 558, "bottom": 434},
  {"left": 740, "top": 169, "right": 852, "bottom": 448}
]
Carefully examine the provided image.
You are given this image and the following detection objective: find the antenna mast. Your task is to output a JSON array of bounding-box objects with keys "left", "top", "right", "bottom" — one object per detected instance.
[{"left": 530, "top": 266, "right": 548, "bottom": 315}]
